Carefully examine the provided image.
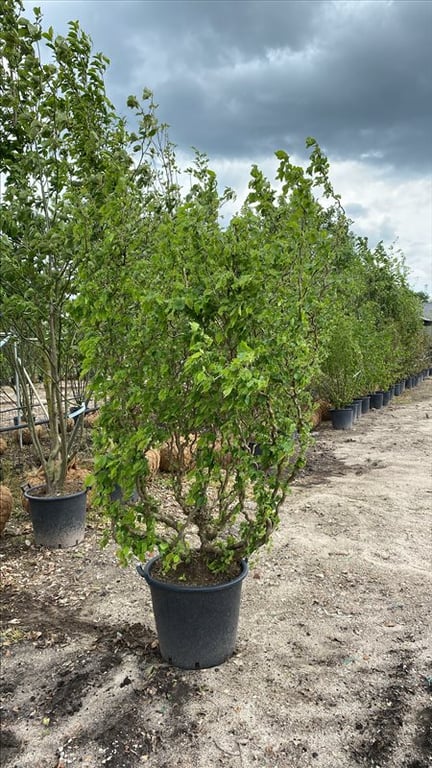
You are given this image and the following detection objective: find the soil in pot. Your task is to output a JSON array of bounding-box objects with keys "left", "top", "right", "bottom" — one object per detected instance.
[{"left": 150, "top": 553, "right": 241, "bottom": 587}]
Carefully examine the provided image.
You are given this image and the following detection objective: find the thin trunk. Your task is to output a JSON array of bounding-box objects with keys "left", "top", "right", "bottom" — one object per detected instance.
[{"left": 15, "top": 360, "right": 48, "bottom": 481}]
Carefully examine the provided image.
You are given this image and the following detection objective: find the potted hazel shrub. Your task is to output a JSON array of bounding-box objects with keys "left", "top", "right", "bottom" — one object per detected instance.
[
  {"left": 80, "top": 142, "right": 342, "bottom": 668},
  {"left": 0, "top": 5, "right": 120, "bottom": 545},
  {"left": 353, "top": 242, "right": 427, "bottom": 404},
  {"left": 318, "top": 316, "right": 362, "bottom": 429},
  {"left": 358, "top": 327, "right": 396, "bottom": 409}
]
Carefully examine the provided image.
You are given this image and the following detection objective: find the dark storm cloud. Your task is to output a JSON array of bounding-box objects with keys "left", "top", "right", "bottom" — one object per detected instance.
[{"left": 34, "top": 0, "right": 432, "bottom": 171}]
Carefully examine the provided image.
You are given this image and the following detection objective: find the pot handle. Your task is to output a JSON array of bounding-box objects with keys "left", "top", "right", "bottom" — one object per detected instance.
[{"left": 136, "top": 563, "right": 149, "bottom": 583}]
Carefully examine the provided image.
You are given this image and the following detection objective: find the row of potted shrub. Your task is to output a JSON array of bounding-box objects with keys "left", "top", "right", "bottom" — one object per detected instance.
[{"left": 330, "top": 368, "right": 432, "bottom": 430}]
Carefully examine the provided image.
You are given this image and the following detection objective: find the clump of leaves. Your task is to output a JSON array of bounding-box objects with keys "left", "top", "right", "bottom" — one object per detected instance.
[{"left": 79, "top": 137, "right": 346, "bottom": 577}]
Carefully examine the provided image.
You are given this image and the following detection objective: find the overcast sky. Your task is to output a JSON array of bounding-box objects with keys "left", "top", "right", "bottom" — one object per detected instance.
[{"left": 26, "top": 0, "right": 432, "bottom": 293}]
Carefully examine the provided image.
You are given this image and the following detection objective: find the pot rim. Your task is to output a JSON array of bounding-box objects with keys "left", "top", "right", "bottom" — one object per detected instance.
[
  {"left": 137, "top": 555, "right": 249, "bottom": 593},
  {"left": 22, "top": 483, "right": 87, "bottom": 501},
  {"left": 330, "top": 406, "right": 353, "bottom": 413}
]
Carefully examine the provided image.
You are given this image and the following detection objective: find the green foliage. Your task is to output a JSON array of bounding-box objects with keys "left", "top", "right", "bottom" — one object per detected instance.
[
  {"left": 3, "top": 0, "right": 426, "bottom": 572},
  {"left": 318, "top": 315, "right": 362, "bottom": 408},
  {"left": 354, "top": 241, "right": 425, "bottom": 386},
  {"left": 78, "top": 141, "right": 347, "bottom": 575},
  {"left": 317, "top": 235, "right": 426, "bottom": 402},
  {"left": 0, "top": 1, "right": 122, "bottom": 491}
]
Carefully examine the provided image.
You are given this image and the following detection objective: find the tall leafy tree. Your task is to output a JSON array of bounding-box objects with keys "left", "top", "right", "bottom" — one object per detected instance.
[{"left": 0, "top": 1, "right": 125, "bottom": 490}]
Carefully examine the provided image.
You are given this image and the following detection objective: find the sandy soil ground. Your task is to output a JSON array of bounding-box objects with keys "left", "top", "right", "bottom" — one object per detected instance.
[{"left": 1, "top": 381, "right": 431, "bottom": 768}]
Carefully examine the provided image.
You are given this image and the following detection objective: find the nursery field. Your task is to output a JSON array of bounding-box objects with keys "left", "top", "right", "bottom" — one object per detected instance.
[{"left": 1, "top": 381, "right": 431, "bottom": 768}]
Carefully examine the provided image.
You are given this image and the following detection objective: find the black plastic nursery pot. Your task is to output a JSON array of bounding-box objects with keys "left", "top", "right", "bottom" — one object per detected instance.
[
  {"left": 382, "top": 389, "right": 391, "bottom": 406},
  {"left": 330, "top": 407, "right": 354, "bottom": 430},
  {"left": 24, "top": 485, "right": 87, "bottom": 548},
  {"left": 394, "top": 382, "right": 402, "bottom": 396},
  {"left": 137, "top": 556, "right": 249, "bottom": 669},
  {"left": 352, "top": 400, "right": 363, "bottom": 420},
  {"left": 370, "top": 391, "right": 384, "bottom": 409},
  {"left": 110, "top": 484, "right": 140, "bottom": 504},
  {"left": 361, "top": 395, "right": 371, "bottom": 414}
]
